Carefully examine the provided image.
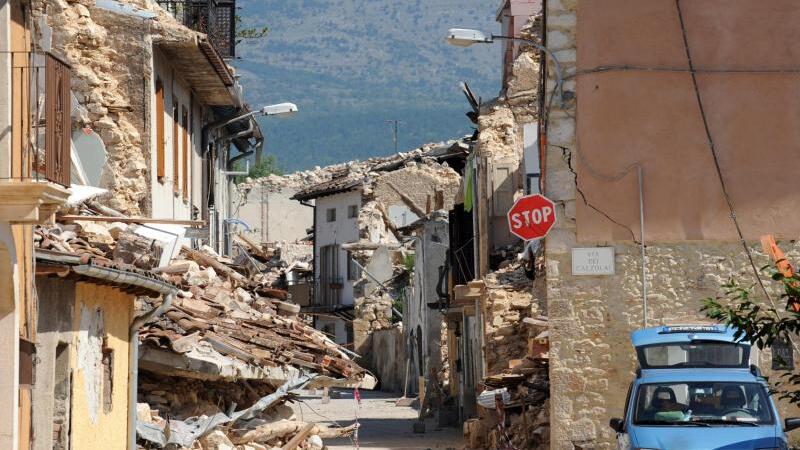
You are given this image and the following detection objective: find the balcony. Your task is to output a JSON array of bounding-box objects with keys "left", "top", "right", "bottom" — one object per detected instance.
[
  {"left": 156, "top": 0, "right": 236, "bottom": 58},
  {"left": 0, "top": 51, "right": 72, "bottom": 223}
]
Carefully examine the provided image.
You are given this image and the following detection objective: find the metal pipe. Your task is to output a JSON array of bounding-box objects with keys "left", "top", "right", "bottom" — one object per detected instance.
[
  {"left": 127, "top": 293, "right": 175, "bottom": 450},
  {"left": 639, "top": 166, "right": 647, "bottom": 327},
  {"left": 227, "top": 150, "right": 253, "bottom": 169},
  {"left": 227, "top": 117, "right": 255, "bottom": 142}
]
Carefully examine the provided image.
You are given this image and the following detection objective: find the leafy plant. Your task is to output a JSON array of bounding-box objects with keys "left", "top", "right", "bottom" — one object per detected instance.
[
  {"left": 702, "top": 264, "right": 800, "bottom": 403},
  {"left": 235, "top": 16, "right": 269, "bottom": 44},
  {"left": 233, "top": 154, "right": 283, "bottom": 183}
]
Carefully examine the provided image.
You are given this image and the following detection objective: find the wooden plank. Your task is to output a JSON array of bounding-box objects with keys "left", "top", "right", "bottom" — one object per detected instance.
[
  {"left": 60, "top": 215, "right": 205, "bottom": 227},
  {"left": 281, "top": 423, "right": 316, "bottom": 450},
  {"left": 183, "top": 246, "right": 247, "bottom": 284}
]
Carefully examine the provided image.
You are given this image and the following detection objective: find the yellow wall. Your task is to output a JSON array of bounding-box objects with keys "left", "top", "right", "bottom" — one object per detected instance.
[{"left": 70, "top": 283, "right": 133, "bottom": 450}]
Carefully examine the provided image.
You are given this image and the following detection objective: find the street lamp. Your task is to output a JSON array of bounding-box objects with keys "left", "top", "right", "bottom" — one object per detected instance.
[
  {"left": 260, "top": 102, "right": 298, "bottom": 117},
  {"left": 446, "top": 28, "right": 564, "bottom": 100}
]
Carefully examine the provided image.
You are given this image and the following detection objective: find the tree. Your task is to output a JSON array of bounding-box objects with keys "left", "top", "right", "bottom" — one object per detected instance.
[
  {"left": 702, "top": 264, "right": 800, "bottom": 403},
  {"left": 233, "top": 154, "right": 283, "bottom": 183}
]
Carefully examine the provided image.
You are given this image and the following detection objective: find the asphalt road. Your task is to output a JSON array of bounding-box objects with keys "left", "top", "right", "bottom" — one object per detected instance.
[{"left": 289, "top": 389, "right": 464, "bottom": 450}]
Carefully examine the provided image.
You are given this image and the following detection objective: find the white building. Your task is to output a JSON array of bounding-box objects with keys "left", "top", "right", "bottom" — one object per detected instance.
[{"left": 293, "top": 178, "right": 363, "bottom": 344}]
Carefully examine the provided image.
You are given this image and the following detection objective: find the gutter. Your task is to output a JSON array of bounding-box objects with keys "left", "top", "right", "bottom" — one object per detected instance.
[{"left": 72, "top": 263, "right": 179, "bottom": 295}]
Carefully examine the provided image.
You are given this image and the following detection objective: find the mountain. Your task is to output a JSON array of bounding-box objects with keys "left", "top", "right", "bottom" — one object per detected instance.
[{"left": 232, "top": 0, "right": 501, "bottom": 171}]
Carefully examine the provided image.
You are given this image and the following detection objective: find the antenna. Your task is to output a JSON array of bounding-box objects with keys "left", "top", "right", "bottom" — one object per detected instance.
[{"left": 385, "top": 119, "right": 402, "bottom": 154}]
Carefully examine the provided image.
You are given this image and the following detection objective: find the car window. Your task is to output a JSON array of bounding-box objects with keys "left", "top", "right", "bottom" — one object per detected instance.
[
  {"left": 623, "top": 382, "right": 633, "bottom": 424},
  {"left": 640, "top": 343, "right": 747, "bottom": 368},
  {"left": 633, "top": 382, "right": 773, "bottom": 425}
]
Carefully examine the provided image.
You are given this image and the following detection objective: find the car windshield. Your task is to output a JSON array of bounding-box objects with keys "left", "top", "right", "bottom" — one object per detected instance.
[
  {"left": 634, "top": 382, "right": 773, "bottom": 425},
  {"left": 640, "top": 343, "right": 747, "bottom": 368}
]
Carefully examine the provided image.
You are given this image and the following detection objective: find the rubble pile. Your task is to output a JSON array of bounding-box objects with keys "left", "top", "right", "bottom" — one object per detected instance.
[
  {"left": 34, "top": 214, "right": 371, "bottom": 450},
  {"left": 482, "top": 260, "right": 540, "bottom": 374},
  {"left": 137, "top": 373, "right": 278, "bottom": 419},
  {"left": 140, "top": 244, "right": 367, "bottom": 380},
  {"left": 239, "top": 137, "right": 469, "bottom": 195},
  {"left": 465, "top": 315, "right": 550, "bottom": 450}
]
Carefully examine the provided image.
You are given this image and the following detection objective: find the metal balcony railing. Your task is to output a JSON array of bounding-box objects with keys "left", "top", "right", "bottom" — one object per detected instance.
[
  {"left": 156, "top": 0, "right": 236, "bottom": 58},
  {"left": 5, "top": 51, "right": 72, "bottom": 186}
]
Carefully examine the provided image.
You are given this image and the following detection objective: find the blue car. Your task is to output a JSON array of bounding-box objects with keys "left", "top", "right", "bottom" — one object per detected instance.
[{"left": 609, "top": 325, "right": 800, "bottom": 450}]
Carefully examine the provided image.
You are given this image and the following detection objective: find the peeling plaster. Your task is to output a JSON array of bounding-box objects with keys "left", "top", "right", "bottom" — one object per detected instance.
[{"left": 76, "top": 304, "right": 104, "bottom": 424}]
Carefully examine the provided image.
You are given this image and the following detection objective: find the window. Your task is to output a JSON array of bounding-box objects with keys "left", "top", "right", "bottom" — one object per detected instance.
[
  {"left": 633, "top": 382, "right": 773, "bottom": 425},
  {"left": 348, "top": 205, "right": 358, "bottom": 218},
  {"left": 347, "top": 251, "right": 362, "bottom": 281},
  {"left": 640, "top": 343, "right": 747, "bottom": 369},
  {"left": 102, "top": 337, "right": 114, "bottom": 414},
  {"left": 172, "top": 98, "right": 180, "bottom": 194},
  {"left": 182, "top": 107, "right": 189, "bottom": 201},
  {"left": 155, "top": 79, "right": 165, "bottom": 181},
  {"left": 326, "top": 208, "right": 336, "bottom": 222}
]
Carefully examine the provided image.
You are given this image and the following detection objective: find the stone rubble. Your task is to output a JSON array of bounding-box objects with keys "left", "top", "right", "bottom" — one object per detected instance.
[{"left": 37, "top": 201, "right": 367, "bottom": 450}]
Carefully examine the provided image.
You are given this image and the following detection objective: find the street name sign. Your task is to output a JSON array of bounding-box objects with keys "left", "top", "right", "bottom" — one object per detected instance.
[
  {"left": 507, "top": 194, "right": 557, "bottom": 241},
  {"left": 571, "top": 247, "right": 615, "bottom": 276}
]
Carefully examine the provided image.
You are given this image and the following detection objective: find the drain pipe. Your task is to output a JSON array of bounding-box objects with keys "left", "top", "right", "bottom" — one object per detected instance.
[
  {"left": 128, "top": 293, "right": 175, "bottom": 450},
  {"left": 639, "top": 166, "right": 648, "bottom": 327}
]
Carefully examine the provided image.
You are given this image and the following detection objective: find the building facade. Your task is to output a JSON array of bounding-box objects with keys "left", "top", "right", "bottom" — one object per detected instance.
[
  {"left": 542, "top": 1, "right": 800, "bottom": 449},
  {"left": 0, "top": 1, "right": 72, "bottom": 448}
]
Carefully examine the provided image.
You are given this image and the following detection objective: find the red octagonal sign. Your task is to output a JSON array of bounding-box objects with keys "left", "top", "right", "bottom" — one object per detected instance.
[{"left": 507, "top": 194, "right": 557, "bottom": 241}]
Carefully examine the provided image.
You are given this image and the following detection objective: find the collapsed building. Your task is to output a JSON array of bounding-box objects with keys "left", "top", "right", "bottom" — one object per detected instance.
[
  {"left": 429, "top": 1, "right": 551, "bottom": 448},
  {"left": 34, "top": 0, "right": 262, "bottom": 255},
  {"left": 33, "top": 199, "right": 373, "bottom": 449},
  {"left": 289, "top": 140, "right": 468, "bottom": 390}
]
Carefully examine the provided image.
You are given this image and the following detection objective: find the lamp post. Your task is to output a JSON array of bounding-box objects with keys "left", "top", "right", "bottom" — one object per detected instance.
[
  {"left": 203, "top": 102, "right": 298, "bottom": 255},
  {"left": 445, "top": 28, "right": 564, "bottom": 101}
]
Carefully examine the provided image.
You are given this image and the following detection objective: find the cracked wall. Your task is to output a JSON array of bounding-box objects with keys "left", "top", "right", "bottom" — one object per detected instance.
[
  {"left": 34, "top": 0, "right": 196, "bottom": 215},
  {"left": 544, "top": 1, "right": 800, "bottom": 449}
]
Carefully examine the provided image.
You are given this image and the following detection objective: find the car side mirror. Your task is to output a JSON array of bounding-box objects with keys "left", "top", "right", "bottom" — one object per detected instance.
[
  {"left": 609, "top": 418, "right": 624, "bottom": 433},
  {"left": 785, "top": 418, "right": 800, "bottom": 432}
]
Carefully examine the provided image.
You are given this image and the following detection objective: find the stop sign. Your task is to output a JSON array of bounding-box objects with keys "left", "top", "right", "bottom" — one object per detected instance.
[{"left": 507, "top": 194, "right": 557, "bottom": 241}]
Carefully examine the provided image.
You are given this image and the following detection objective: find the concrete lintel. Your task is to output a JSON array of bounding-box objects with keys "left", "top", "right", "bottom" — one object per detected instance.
[{"left": 0, "top": 180, "right": 70, "bottom": 224}]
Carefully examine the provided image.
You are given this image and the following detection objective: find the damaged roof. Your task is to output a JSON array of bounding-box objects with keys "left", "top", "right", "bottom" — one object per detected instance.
[
  {"left": 34, "top": 227, "right": 179, "bottom": 297},
  {"left": 291, "top": 175, "right": 365, "bottom": 202},
  {"left": 139, "top": 246, "right": 372, "bottom": 385},
  {"left": 291, "top": 138, "right": 471, "bottom": 202}
]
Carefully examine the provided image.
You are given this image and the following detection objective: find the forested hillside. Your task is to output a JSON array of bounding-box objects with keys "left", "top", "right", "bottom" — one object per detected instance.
[{"left": 234, "top": 0, "right": 501, "bottom": 170}]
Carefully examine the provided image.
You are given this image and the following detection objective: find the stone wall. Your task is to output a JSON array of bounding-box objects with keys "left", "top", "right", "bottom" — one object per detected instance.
[
  {"left": 35, "top": 0, "right": 195, "bottom": 215},
  {"left": 482, "top": 263, "right": 543, "bottom": 375},
  {"left": 543, "top": 1, "right": 800, "bottom": 448}
]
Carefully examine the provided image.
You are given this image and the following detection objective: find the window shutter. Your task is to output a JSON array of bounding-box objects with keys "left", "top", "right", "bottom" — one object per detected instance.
[
  {"left": 155, "top": 79, "right": 165, "bottom": 180},
  {"left": 173, "top": 98, "right": 179, "bottom": 194},
  {"left": 182, "top": 107, "right": 189, "bottom": 201}
]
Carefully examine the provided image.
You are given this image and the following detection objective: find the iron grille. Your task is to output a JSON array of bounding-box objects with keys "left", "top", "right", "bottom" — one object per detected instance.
[
  {"left": 44, "top": 53, "right": 71, "bottom": 186},
  {"left": 6, "top": 51, "right": 71, "bottom": 186},
  {"left": 156, "top": 0, "right": 236, "bottom": 58}
]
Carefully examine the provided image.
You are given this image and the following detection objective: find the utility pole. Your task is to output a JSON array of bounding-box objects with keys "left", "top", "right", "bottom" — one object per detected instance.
[{"left": 385, "top": 119, "right": 402, "bottom": 154}]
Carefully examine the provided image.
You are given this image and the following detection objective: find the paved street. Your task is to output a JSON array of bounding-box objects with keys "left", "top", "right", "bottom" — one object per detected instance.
[{"left": 290, "top": 389, "right": 464, "bottom": 450}]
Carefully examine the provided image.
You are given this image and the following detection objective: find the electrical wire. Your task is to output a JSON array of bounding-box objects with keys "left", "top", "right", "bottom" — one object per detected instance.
[
  {"left": 570, "top": 64, "right": 800, "bottom": 79},
  {"left": 674, "top": 0, "right": 771, "bottom": 302}
]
